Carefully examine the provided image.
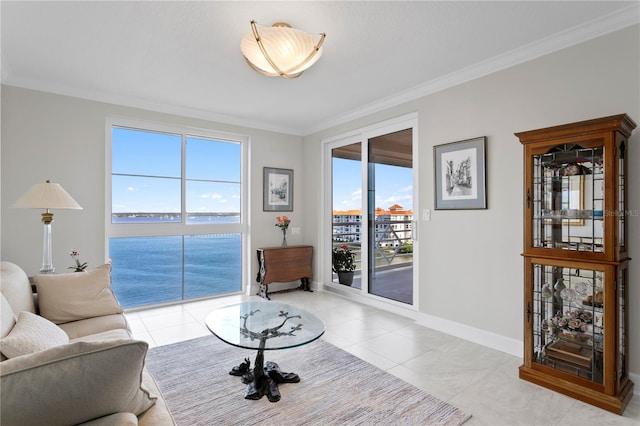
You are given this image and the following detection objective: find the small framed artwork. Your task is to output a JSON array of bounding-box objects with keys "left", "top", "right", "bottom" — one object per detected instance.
[
  {"left": 434, "top": 137, "right": 487, "bottom": 209},
  {"left": 263, "top": 167, "right": 293, "bottom": 211}
]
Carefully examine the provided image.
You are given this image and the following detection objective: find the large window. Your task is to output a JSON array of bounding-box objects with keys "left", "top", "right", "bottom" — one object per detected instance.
[{"left": 106, "top": 119, "right": 247, "bottom": 308}]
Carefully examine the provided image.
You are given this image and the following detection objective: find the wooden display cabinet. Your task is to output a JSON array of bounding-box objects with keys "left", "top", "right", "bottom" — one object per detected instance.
[{"left": 516, "top": 114, "right": 636, "bottom": 414}]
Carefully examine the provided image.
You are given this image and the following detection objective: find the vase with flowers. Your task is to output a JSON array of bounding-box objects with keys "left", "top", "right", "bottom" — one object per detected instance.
[
  {"left": 68, "top": 249, "right": 88, "bottom": 272},
  {"left": 332, "top": 245, "right": 356, "bottom": 285},
  {"left": 275, "top": 216, "right": 290, "bottom": 247}
]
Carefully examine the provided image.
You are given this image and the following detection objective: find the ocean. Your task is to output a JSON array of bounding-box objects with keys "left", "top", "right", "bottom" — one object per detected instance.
[{"left": 109, "top": 215, "right": 242, "bottom": 308}]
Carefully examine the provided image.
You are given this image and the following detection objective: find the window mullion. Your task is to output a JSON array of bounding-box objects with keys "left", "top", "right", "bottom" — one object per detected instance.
[
  {"left": 182, "top": 135, "right": 187, "bottom": 224},
  {"left": 181, "top": 136, "right": 187, "bottom": 300}
]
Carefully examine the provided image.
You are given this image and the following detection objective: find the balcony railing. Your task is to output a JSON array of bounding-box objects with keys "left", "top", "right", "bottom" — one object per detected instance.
[{"left": 332, "top": 218, "right": 413, "bottom": 271}]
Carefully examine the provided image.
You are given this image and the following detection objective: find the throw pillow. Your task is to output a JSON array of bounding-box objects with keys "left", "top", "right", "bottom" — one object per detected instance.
[
  {"left": 0, "top": 311, "right": 69, "bottom": 358},
  {"left": 0, "top": 339, "right": 157, "bottom": 425},
  {"left": 33, "top": 264, "right": 123, "bottom": 324}
]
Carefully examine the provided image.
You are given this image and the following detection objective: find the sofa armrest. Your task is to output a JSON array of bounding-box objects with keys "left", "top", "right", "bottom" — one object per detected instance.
[
  {"left": 138, "top": 370, "right": 176, "bottom": 426},
  {"left": 1, "top": 340, "right": 156, "bottom": 426},
  {"left": 78, "top": 412, "right": 138, "bottom": 426}
]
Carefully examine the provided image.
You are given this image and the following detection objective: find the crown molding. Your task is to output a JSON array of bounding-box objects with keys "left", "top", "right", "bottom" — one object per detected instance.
[
  {"left": 304, "top": 3, "right": 640, "bottom": 136},
  {"left": 2, "top": 77, "right": 306, "bottom": 136}
]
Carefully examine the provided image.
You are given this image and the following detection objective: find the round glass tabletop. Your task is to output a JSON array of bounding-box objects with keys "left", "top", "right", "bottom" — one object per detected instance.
[{"left": 205, "top": 301, "right": 325, "bottom": 351}]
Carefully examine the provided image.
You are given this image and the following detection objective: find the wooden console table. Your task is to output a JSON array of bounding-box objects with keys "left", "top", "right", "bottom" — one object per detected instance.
[{"left": 256, "top": 245, "right": 313, "bottom": 299}]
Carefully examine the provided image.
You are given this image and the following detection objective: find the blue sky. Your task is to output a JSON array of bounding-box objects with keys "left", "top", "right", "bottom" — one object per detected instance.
[
  {"left": 112, "top": 128, "right": 241, "bottom": 214},
  {"left": 332, "top": 158, "right": 413, "bottom": 212},
  {"left": 112, "top": 128, "right": 412, "bottom": 214}
]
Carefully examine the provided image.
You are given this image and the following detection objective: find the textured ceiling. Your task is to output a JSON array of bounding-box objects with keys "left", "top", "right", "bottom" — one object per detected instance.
[{"left": 1, "top": 1, "right": 638, "bottom": 135}]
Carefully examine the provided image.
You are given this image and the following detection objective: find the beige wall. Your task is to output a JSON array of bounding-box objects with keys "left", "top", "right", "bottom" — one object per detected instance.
[
  {"left": 2, "top": 24, "right": 639, "bottom": 379},
  {"left": 0, "top": 87, "right": 305, "bottom": 292},
  {"left": 303, "top": 24, "right": 640, "bottom": 375}
]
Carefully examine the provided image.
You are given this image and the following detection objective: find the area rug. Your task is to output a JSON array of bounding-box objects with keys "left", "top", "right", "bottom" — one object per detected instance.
[{"left": 145, "top": 336, "right": 471, "bottom": 425}]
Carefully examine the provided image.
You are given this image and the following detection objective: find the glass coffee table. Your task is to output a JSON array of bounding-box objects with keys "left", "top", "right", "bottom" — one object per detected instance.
[{"left": 205, "top": 301, "right": 325, "bottom": 402}]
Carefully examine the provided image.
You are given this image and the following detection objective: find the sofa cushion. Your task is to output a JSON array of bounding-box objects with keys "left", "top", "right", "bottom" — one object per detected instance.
[
  {"left": 0, "top": 339, "right": 157, "bottom": 425},
  {"left": 0, "top": 311, "right": 69, "bottom": 359},
  {"left": 70, "top": 328, "right": 132, "bottom": 343},
  {"left": 0, "top": 261, "right": 36, "bottom": 316},
  {"left": 0, "top": 293, "right": 16, "bottom": 339},
  {"left": 0, "top": 294, "right": 16, "bottom": 361},
  {"left": 59, "top": 313, "right": 131, "bottom": 340},
  {"left": 34, "top": 264, "right": 123, "bottom": 324},
  {"left": 78, "top": 412, "right": 139, "bottom": 426}
]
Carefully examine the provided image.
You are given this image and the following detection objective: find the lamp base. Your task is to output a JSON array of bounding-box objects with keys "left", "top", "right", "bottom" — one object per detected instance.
[{"left": 41, "top": 217, "right": 54, "bottom": 274}]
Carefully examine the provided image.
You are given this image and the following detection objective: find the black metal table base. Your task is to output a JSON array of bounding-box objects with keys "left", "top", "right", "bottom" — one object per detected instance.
[{"left": 229, "top": 356, "right": 299, "bottom": 402}]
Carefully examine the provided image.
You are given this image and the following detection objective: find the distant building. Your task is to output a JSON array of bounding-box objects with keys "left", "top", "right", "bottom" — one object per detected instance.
[{"left": 332, "top": 204, "right": 413, "bottom": 247}]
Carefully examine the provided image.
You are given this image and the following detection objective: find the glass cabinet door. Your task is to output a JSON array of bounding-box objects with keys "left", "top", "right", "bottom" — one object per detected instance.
[
  {"left": 616, "top": 263, "right": 629, "bottom": 387},
  {"left": 531, "top": 144, "right": 605, "bottom": 253},
  {"left": 530, "top": 261, "right": 605, "bottom": 383}
]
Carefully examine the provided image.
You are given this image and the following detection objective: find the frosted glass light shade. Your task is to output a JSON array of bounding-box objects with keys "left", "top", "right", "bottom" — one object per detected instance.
[{"left": 241, "top": 21, "right": 325, "bottom": 78}]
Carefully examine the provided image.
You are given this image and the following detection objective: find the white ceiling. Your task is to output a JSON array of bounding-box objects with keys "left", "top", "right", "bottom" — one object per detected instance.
[{"left": 2, "top": 1, "right": 638, "bottom": 135}]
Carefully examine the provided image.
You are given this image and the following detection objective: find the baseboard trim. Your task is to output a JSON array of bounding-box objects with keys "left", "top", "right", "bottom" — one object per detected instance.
[
  {"left": 310, "top": 286, "right": 640, "bottom": 396},
  {"left": 415, "top": 311, "right": 522, "bottom": 358},
  {"left": 629, "top": 372, "right": 639, "bottom": 395},
  {"left": 415, "top": 312, "right": 639, "bottom": 396}
]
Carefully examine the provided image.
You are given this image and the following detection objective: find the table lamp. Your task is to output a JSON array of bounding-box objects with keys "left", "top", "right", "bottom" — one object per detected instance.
[{"left": 11, "top": 180, "right": 82, "bottom": 273}]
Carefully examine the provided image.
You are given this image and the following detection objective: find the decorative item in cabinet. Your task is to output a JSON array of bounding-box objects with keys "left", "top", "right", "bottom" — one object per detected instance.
[{"left": 516, "top": 114, "right": 636, "bottom": 415}]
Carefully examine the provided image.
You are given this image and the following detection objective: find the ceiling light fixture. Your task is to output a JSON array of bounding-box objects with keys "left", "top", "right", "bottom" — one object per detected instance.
[{"left": 240, "top": 20, "right": 326, "bottom": 79}]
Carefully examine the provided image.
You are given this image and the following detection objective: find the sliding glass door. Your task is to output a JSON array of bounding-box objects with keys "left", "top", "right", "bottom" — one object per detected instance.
[
  {"left": 328, "top": 115, "right": 417, "bottom": 307},
  {"left": 367, "top": 130, "right": 413, "bottom": 303},
  {"left": 331, "top": 142, "right": 363, "bottom": 287}
]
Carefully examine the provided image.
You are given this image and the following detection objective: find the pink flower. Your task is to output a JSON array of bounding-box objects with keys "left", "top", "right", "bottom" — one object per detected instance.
[{"left": 275, "top": 216, "right": 291, "bottom": 229}]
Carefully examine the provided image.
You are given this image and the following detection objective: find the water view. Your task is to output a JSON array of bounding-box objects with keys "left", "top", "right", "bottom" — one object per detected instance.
[
  {"left": 109, "top": 214, "right": 241, "bottom": 308},
  {"left": 112, "top": 213, "right": 240, "bottom": 224}
]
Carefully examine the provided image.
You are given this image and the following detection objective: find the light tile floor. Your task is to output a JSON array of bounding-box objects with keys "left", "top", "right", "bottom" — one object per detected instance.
[{"left": 126, "top": 290, "right": 640, "bottom": 426}]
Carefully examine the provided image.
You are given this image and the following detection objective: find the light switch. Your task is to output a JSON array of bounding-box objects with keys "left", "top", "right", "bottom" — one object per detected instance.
[{"left": 423, "top": 209, "right": 431, "bottom": 221}]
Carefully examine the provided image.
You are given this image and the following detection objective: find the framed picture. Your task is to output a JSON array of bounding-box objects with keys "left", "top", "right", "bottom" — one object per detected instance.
[
  {"left": 434, "top": 137, "right": 487, "bottom": 209},
  {"left": 263, "top": 167, "right": 293, "bottom": 211}
]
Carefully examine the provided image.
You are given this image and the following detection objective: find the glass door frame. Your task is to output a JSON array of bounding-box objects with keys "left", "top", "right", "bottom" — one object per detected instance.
[{"left": 321, "top": 113, "right": 419, "bottom": 312}]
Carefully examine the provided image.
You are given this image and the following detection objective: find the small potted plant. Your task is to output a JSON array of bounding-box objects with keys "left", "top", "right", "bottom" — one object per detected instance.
[
  {"left": 68, "top": 249, "right": 88, "bottom": 272},
  {"left": 332, "top": 245, "right": 356, "bottom": 285}
]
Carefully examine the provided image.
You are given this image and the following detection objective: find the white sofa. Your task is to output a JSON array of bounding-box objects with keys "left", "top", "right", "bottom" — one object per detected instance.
[{"left": 0, "top": 261, "right": 175, "bottom": 426}]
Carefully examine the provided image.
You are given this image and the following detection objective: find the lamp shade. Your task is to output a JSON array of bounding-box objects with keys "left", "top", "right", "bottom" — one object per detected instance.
[
  {"left": 12, "top": 180, "right": 82, "bottom": 210},
  {"left": 241, "top": 21, "right": 325, "bottom": 78}
]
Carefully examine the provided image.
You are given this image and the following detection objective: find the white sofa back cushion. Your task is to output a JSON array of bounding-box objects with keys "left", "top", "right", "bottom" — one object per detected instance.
[
  {"left": 0, "top": 294, "right": 16, "bottom": 339},
  {"left": 0, "top": 311, "right": 69, "bottom": 359},
  {"left": 0, "top": 262, "right": 35, "bottom": 316},
  {"left": 33, "top": 264, "right": 123, "bottom": 324}
]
